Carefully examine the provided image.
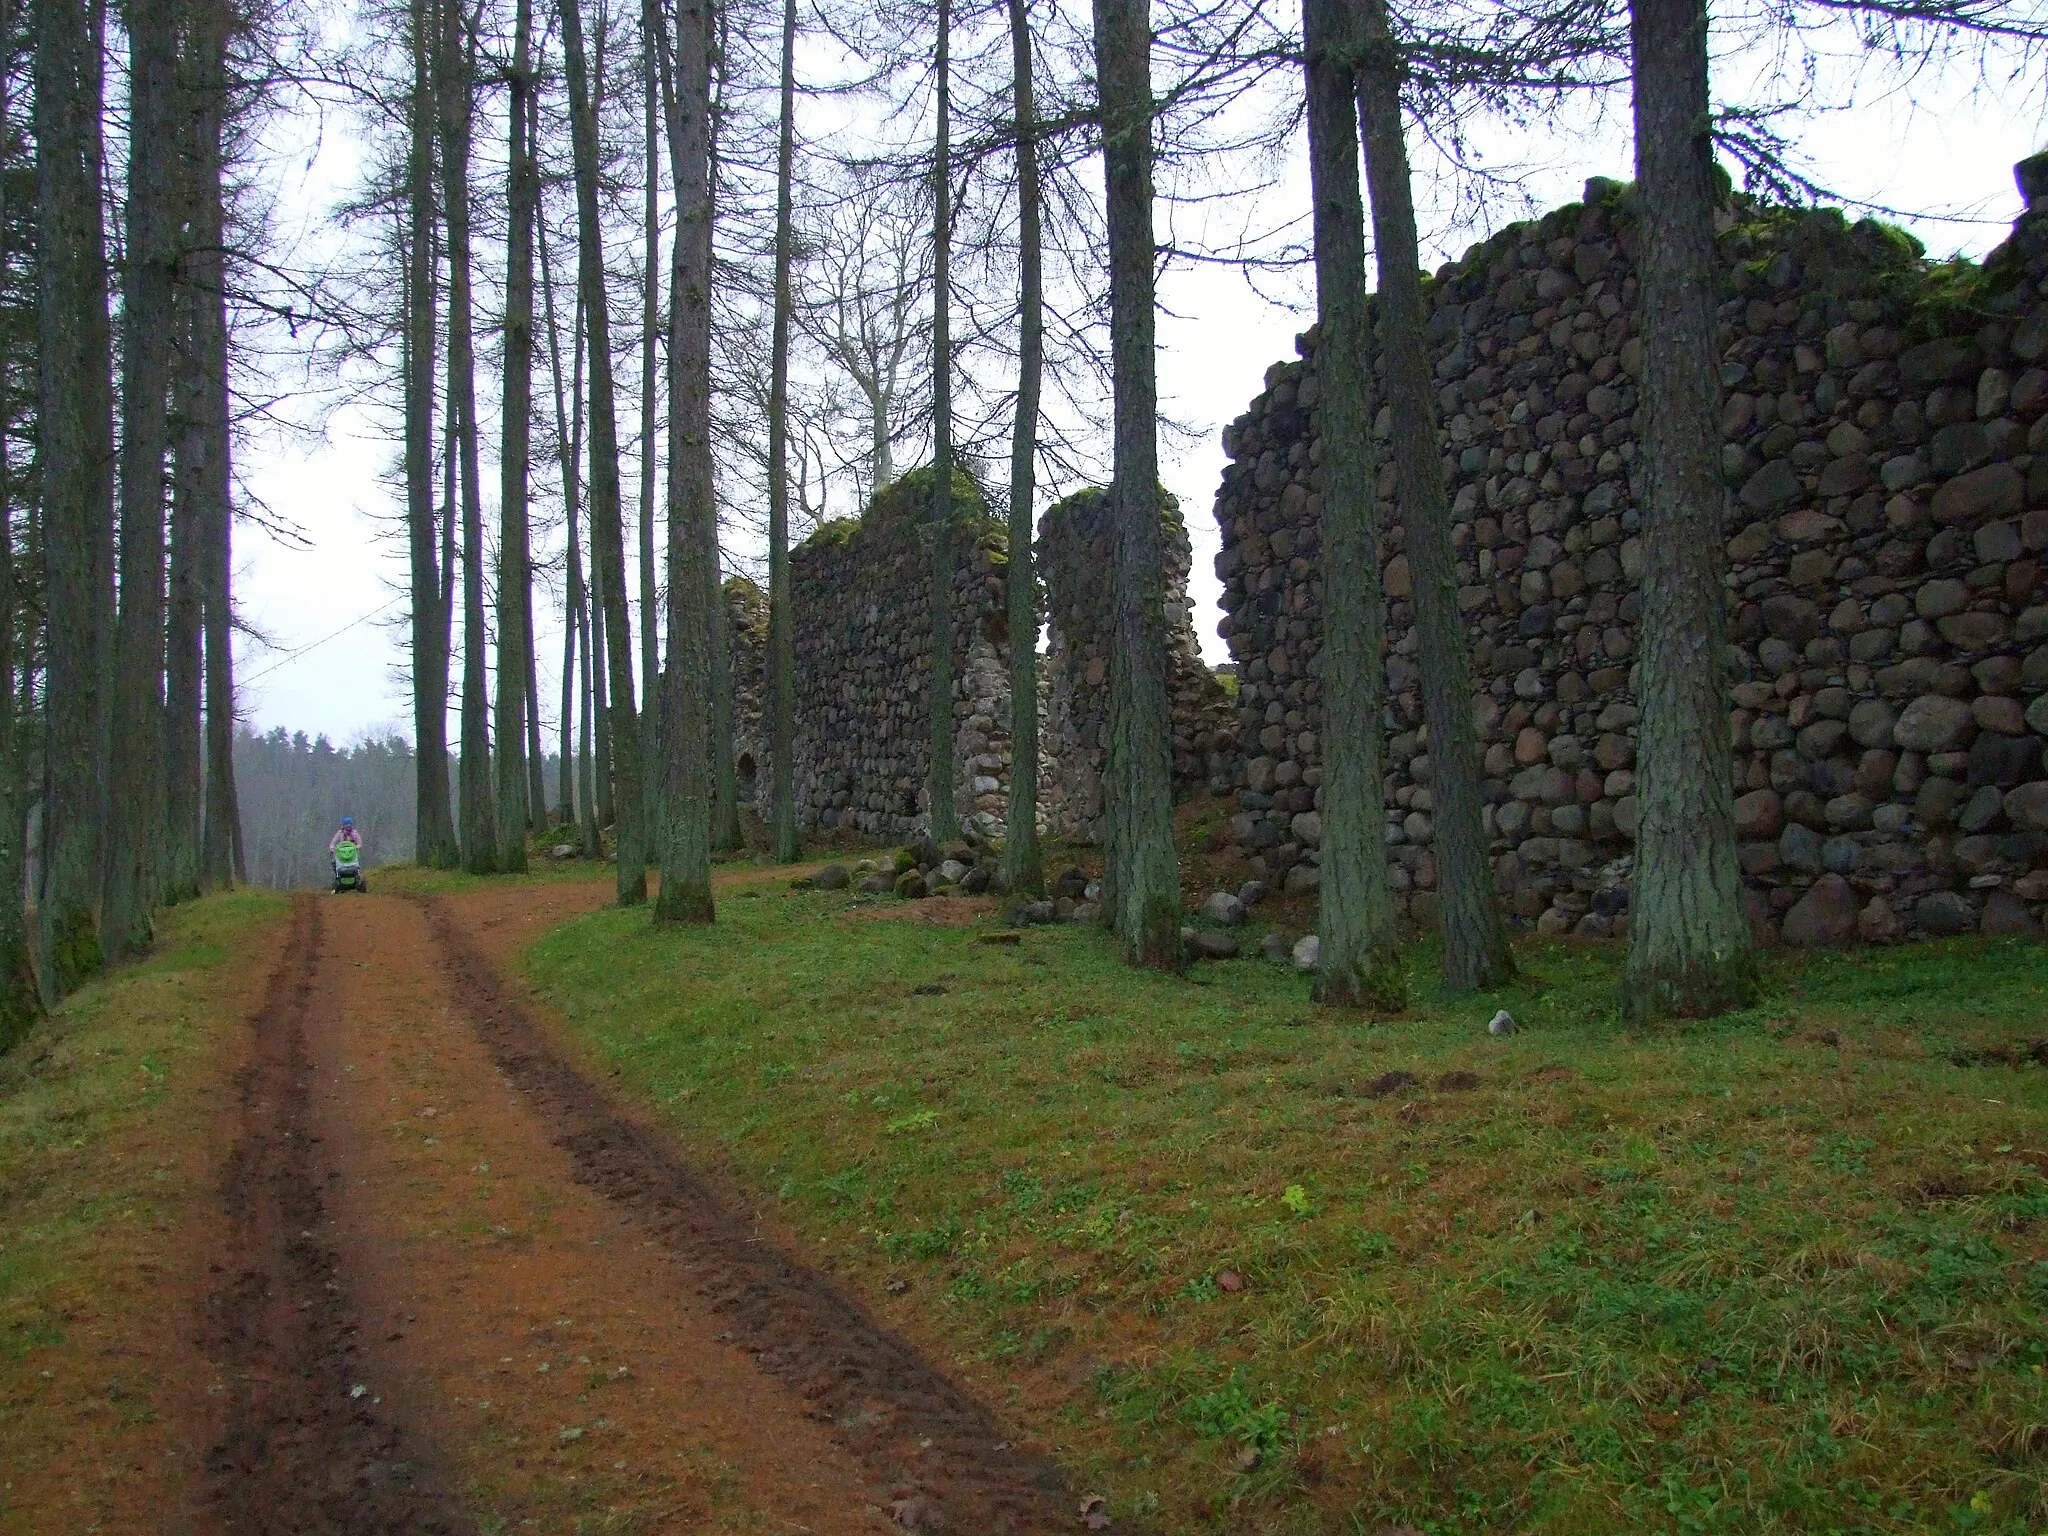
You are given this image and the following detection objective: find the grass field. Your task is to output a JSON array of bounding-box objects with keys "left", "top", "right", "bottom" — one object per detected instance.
[
  {"left": 520, "top": 871, "right": 2048, "bottom": 1534},
  {"left": 0, "top": 889, "right": 286, "bottom": 1531}
]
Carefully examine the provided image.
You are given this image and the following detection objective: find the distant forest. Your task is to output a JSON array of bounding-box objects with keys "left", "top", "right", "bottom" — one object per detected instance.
[{"left": 236, "top": 728, "right": 566, "bottom": 890}]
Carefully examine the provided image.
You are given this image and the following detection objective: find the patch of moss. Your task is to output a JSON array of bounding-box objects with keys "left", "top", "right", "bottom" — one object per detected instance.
[{"left": 797, "top": 516, "right": 861, "bottom": 554}]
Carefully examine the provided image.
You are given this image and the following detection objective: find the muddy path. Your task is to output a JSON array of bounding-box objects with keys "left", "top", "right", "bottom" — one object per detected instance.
[
  {"left": 188, "top": 878, "right": 1080, "bottom": 1534},
  {"left": 202, "top": 895, "right": 472, "bottom": 1534},
  {"left": 414, "top": 891, "right": 1078, "bottom": 1534}
]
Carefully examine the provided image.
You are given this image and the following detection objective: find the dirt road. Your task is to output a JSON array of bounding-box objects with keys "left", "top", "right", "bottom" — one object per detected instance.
[{"left": 202, "top": 884, "right": 1077, "bottom": 1534}]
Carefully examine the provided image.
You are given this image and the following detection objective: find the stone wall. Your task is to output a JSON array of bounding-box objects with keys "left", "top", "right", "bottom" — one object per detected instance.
[
  {"left": 1214, "top": 166, "right": 2048, "bottom": 942},
  {"left": 788, "top": 467, "right": 1015, "bottom": 840},
  {"left": 1036, "top": 488, "right": 1236, "bottom": 840},
  {"left": 724, "top": 576, "right": 768, "bottom": 805}
]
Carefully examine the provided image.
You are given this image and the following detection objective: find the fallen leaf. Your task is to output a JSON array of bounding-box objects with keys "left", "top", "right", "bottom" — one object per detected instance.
[{"left": 1215, "top": 1269, "right": 1245, "bottom": 1293}]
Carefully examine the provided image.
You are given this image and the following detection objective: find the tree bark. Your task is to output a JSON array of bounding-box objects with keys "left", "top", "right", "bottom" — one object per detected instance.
[
  {"left": 766, "top": 0, "right": 798, "bottom": 863},
  {"left": 35, "top": 0, "right": 116, "bottom": 996},
  {"left": 559, "top": 0, "right": 645, "bottom": 902},
  {"left": 638, "top": 18, "right": 662, "bottom": 846},
  {"left": 1353, "top": 0, "right": 1510, "bottom": 991},
  {"left": 1092, "top": 0, "right": 1179, "bottom": 966},
  {"left": 705, "top": 17, "right": 740, "bottom": 856},
  {"left": 406, "top": 0, "right": 458, "bottom": 868},
  {"left": 925, "top": 0, "right": 960, "bottom": 846},
  {"left": 439, "top": 3, "right": 498, "bottom": 874},
  {"left": 541, "top": 197, "right": 582, "bottom": 831},
  {"left": 1301, "top": 0, "right": 1400, "bottom": 1006},
  {"left": 651, "top": 0, "right": 716, "bottom": 921},
  {"left": 1624, "top": 0, "right": 1754, "bottom": 1020},
  {"left": 193, "top": 0, "right": 239, "bottom": 892},
  {"left": 0, "top": 4, "right": 36, "bottom": 1037},
  {"left": 1002, "top": 0, "right": 1043, "bottom": 895},
  {"left": 101, "top": 0, "right": 179, "bottom": 960},
  {"left": 164, "top": 284, "right": 203, "bottom": 907},
  {"left": 494, "top": 0, "right": 536, "bottom": 872}
]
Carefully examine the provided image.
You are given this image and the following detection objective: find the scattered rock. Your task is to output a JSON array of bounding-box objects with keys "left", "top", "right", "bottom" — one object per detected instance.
[
  {"left": 1215, "top": 1270, "right": 1246, "bottom": 1293},
  {"left": 813, "top": 863, "right": 851, "bottom": 890},
  {"left": 1487, "top": 1009, "right": 1517, "bottom": 1037},
  {"left": 1291, "top": 934, "right": 1321, "bottom": 971},
  {"left": 1200, "top": 891, "right": 1246, "bottom": 926},
  {"left": 1237, "top": 879, "right": 1269, "bottom": 908},
  {"left": 1260, "top": 930, "right": 1290, "bottom": 962},
  {"left": 1188, "top": 930, "right": 1241, "bottom": 960}
]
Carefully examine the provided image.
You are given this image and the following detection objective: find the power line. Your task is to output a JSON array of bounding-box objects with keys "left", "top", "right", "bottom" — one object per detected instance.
[{"left": 240, "top": 596, "right": 407, "bottom": 686}]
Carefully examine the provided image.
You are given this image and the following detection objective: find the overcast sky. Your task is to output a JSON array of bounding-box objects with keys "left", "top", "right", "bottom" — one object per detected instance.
[{"left": 231, "top": 18, "right": 2048, "bottom": 750}]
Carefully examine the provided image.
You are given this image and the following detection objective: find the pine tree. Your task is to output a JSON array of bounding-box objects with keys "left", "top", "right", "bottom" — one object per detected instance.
[
  {"left": 1354, "top": 0, "right": 1511, "bottom": 990},
  {"left": 1092, "top": 0, "right": 1180, "bottom": 966},
  {"left": 1623, "top": 0, "right": 1754, "bottom": 1019},
  {"left": 494, "top": 0, "right": 537, "bottom": 872},
  {"left": 1302, "top": 0, "right": 1400, "bottom": 1007},
  {"left": 1001, "top": 0, "right": 1043, "bottom": 897},
  {"left": 560, "top": 0, "right": 646, "bottom": 902}
]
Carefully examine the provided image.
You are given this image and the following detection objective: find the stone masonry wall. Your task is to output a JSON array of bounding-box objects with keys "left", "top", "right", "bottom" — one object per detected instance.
[
  {"left": 789, "top": 468, "right": 1014, "bottom": 841},
  {"left": 1036, "top": 488, "right": 1237, "bottom": 840},
  {"left": 724, "top": 576, "right": 768, "bottom": 805},
  {"left": 1215, "top": 166, "right": 2048, "bottom": 943}
]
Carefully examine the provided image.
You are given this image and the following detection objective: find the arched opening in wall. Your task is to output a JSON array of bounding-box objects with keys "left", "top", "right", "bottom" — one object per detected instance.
[{"left": 737, "top": 752, "right": 757, "bottom": 803}]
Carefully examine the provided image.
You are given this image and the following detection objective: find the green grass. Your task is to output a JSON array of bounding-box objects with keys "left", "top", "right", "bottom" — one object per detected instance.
[
  {"left": 0, "top": 888, "right": 287, "bottom": 1529},
  {"left": 521, "top": 884, "right": 2048, "bottom": 1534}
]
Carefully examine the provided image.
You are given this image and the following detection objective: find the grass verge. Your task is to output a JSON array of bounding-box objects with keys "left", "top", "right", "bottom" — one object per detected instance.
[
  {"left": 0, "top": 889, "right": 287, "bottom": 1533},
  {"left": 520, "top": 877, "right": 2048, "bottom": 1534}
]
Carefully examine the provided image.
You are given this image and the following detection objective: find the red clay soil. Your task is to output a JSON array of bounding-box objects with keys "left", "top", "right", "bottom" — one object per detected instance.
[{"left": 196, "top": 875, "right": 1079, "bottom": 1534}]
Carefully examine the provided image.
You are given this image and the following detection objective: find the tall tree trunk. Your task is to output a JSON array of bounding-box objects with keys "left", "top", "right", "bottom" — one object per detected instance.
[
  {"left": 591, "top": 550, "right": 613, "bottom": 825},
  {"left": 35, "top": 0, "right": 116, "bottom": 996},
  {"left": 494, "top": 0, "right": 536, "bottom": 871},
  {"left": 925, "top": 0, "right": 959, "bottom": 846},
  {"left": 559, "top": 0, "right": 645, "bottom": 902},
  {"left": 1301, "top": 0, "right": 1399, "bottom": 1006},
  {"left": 1624, "top": 0, "right": 1753, "bottom": 1020},
  {"left": 1092, "top": 0, "right": 1179, "bottom": 966},
  {"left": 102, "top": 0, "right": 179, "bottom": 960},
  {"left": 406, "top": 0, "right": 457, "bottom": 868},
  {"left": 1354, "top": 0, "right": 1509, "bottom": 991},
  {"left": 541, "top": 199, "right": 580, "bottom": 829},
  {"left": 0, "top": 3, "right": 36, "bottom": 1038},
  {"left": 765, "top": 0, "right": 798, "bottom": 863},
  {"left": 651, "top": 0, "right": 715, "bottom": 921},
  {"left": 164, "top": 289, "right": 203, "bottom": 907},
  {"left": 1002, "top": 0, "right": 1042, "bottom": 895},
  {"left": 705, "top": 15, "right": 740, "bottom": 855},
  {"left": 439, "top": 4, "right": 497, "bottom": 873},
  {"left": 639, "top": 24, "right": 662, "bottom": 848},
  {"left": 193, "top": 0, "right": 238, "bottom": 892}
]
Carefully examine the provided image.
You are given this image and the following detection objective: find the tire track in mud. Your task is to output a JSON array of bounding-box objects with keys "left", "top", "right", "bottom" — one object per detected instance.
[
  {"left": 203, "top": 895, "right": 472, "bottom": 1535},
  {"left": 416, "top": 894, "right": 1081, "bottom": 1535}
]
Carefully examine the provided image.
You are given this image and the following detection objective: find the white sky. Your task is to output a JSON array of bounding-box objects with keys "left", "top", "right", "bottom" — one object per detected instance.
[{"left": 231, "top": 15, "right": 2048, "bottom": 749}]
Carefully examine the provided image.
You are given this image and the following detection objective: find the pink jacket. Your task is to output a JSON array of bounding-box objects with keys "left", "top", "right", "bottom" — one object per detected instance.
[{"left": 329, "top": 828, "right": 362, "bottom": 856}]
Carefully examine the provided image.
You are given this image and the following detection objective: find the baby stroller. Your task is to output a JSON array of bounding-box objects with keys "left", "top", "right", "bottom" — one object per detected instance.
[{"left": 332, "top": 836, "right": 367, "bottom": 894}]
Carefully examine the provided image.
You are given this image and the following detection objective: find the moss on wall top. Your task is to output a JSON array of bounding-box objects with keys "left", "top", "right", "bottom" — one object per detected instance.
[{"left": 796, "top": 464, "right": 999, "bottom": 558}]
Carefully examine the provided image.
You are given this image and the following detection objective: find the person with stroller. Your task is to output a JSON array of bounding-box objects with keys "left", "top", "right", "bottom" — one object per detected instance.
[{"left": 328, "top": 816, "right": 366, "bottom": 892}]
